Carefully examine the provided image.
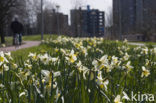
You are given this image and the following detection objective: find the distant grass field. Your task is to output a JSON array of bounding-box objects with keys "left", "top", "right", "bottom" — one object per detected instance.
[{"left": 0, "top": 34, "right": 57, "bottom": 47}]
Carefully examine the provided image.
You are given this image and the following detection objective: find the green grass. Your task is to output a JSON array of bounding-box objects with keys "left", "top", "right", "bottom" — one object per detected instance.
[
  {"left": 129, "top": 41, "right": 156, "bottom": 46},
  {"left": 11, "top": 34, "right": 59, "bottom": 60},
  {"left": 2, "top": 36, "right": 13, "bottom": 47},
  {"left": 0, "top": 34, "right": 58, "bottom": 47},
  {"left": 11, "top": 44, "right": 53, "bottom": 60},
  {"left": 22, "top": 34, "right": 57, "bottom": 41}
]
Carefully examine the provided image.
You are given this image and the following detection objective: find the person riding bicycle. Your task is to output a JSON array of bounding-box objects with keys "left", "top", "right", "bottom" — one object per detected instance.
[{"left": 11, "top": 17, "right": 24, "bottom": 45}]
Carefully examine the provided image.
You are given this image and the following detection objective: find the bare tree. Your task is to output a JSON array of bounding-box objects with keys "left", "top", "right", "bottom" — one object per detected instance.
[
  {"left": 105, "top": 6, "right": 113, "bottom": 39},
  {"left": 106, "top": 7, "right": 113, "bottom": 27},
  {"left": 0, "top": 0, "right": 18, "bottom": 43},
  {"left": 71, "top": 0, "right": 86, "bottom": 9}
]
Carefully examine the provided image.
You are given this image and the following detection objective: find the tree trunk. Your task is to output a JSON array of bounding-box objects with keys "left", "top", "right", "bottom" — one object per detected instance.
[{"left": 0, "top": 24, "right": 5, "bottom": 44}]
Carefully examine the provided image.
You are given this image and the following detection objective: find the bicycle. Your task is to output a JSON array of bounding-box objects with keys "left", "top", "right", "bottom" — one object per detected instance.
[{"left": 15, "top": 33, "right": 20, "bottom": 48}]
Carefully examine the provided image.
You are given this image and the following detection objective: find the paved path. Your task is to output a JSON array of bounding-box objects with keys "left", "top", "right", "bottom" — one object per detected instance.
[
  {"left": 0, "top": 41, "right": 41, "bottom": 52},
  {"left": 128, "top": 42, "right": 156, "bottom": 47}
]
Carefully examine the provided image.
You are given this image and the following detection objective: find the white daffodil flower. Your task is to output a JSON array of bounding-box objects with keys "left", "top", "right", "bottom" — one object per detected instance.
[
  {"left": 82, "top": 67, "right": 89, "bottom": 80},
  {"left": 141, "top": 47, "right": 148, "bottom": 54},
  {"left": 3, "top": 64, "right": 9, "bottom": 71},
  {"left": 96, "top": 71, "right": 109, "bottom": 91},
  {"left": 125, "top": 61, "right": 133, "bottom": 72},
  {"left": 123, "top": 52, "right": 130, "bottom": 61},
  {"left": 12, "top": 63, "right": 18, "bottom": 69},
  {"left": 0, "top": 52, "right": 8, "bottom": 65},
  {"left": 141, "top": 66, "right": 150, "bottom": 77},
  {"left": 5, "top": 52, "right": 13, "bottom": 60},
  {"left": 66, "top": 49, "right": 77, "bottom": 63},
  {"left": 24, "top": 63, "right": 32, "bottom": 69},
  {"left": 0, "top": 84, "right": 4, "bottom": 88},
  {"left": 111, "top": 56, "right": 119, "bottom": 66},
  {"left": 114, "top": 95, "right": 122, "bottom": 103},
  {"left": 28, "top": 52, "right": 37, "bottom": 61}
]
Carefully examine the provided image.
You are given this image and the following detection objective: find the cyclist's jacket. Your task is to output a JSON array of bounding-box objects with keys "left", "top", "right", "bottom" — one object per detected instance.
[{"left": 11, "top": 21, "right": 23, "bottom": 34}]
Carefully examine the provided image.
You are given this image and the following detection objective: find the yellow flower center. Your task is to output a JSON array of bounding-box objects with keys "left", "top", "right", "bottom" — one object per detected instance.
[
  {"left": 143, "top": 70, "right": 149, "bottom": 76},
  {"left": 0, "top": 57, "right": 4, "bottom": 62}
]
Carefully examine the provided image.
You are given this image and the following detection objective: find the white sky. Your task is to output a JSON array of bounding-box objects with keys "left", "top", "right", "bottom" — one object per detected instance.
[{"left": 46, "top": 0, "right": 112, "bottom": 25}]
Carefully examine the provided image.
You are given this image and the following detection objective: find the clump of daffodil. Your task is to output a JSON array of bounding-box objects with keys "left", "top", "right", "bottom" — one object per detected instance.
[
  {"left": 5, "top": 52, "right": 13, "bottom": 60},
  {"left": 65, "top": 49, "right": 77, "bottom": 63},
  {"left": 28, "top": 52, "right": 38, "bottom": 61},
  {"left": 38, "top": 53, "right": 51, "bottom": 65},
  {"left": 96, "top": 48, "right": 103, "bottom": 54},
  {"left": 122, "top": 52, "right": 130, "bottom": 61},
  {"left": 92, "top": 55, "right": 115, "bottom": 72},
  {"left": 49, "top": 57, "right": 59, "bottom": 65},
  {"left": 111, "top": 56, "right": 121, "bottom": 66},
  {"left": 76, "top": 61, "right": 90, "bottom": 80},
  {"left": 92, "top": 55, "right": 108, "bottom": 70},
  {"left": 145, "top": 59, "right": 150, "bottom": 66},
  {"left": 96, "top": 71, "right": 109, "bottom": 91},
  {"left": 55, "top": 48, "right": 59, "bottom": 53},
  {"left": 122, "top": 61, "right": 133, "bottom": 73},
  {"left": 0, "top": 51, "right": 8, "bottom": 65},
  {"left": 74, "top": 42, "right": 83, "bottom": 49},
  {"left": 41, "top": 70, "right": 60, "bottom": 94},
  {"left": 79, "top": 46, "right": 88, "bottom": 57},
  {"left": 141, "top": 47, "right": 148, "bottom": 55},
  {"left": 0, "top": 64, "right": 9, "bottom": 74},
  {"left": 141, "top": 66, "right": 150, "bottom": 77},
  {"left": 118, "top": 46, "right": 129, "bottom": 53},
  {"left": 24, "top": 63, "right": 32, "bottom": 70},
  {"left": 18, "top": 70, "right": 31, "bottom": 81}
]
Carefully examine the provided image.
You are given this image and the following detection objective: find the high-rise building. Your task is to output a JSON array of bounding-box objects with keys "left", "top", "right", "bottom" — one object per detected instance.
[
  {"left": 37, "top": 9, "right": 68, "bottom": 35},
  {"left": 113, "top": 0, "right": 138, "bottom": 38},
  {"left": 142, "top": 0, "right": 156, "bottom": 32},
  {"left": 113, "top": 0, "right": 156, "bottom": 38},
  {"left": 70, "top": 5, "right": 105, "bottom": 37}
]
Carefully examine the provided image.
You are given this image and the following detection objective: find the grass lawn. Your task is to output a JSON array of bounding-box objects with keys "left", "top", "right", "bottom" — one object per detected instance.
[
  {"left": 11, "top": 44, "right": 54, "bottom": 61},
  {"left": 11, "top": 34, "right": 59, "bottom": 60}
]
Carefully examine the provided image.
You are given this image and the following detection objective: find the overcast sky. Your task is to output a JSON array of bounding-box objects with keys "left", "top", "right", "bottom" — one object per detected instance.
[{"left": 46, "top": 0, "right": 112, "bottom": 25}]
